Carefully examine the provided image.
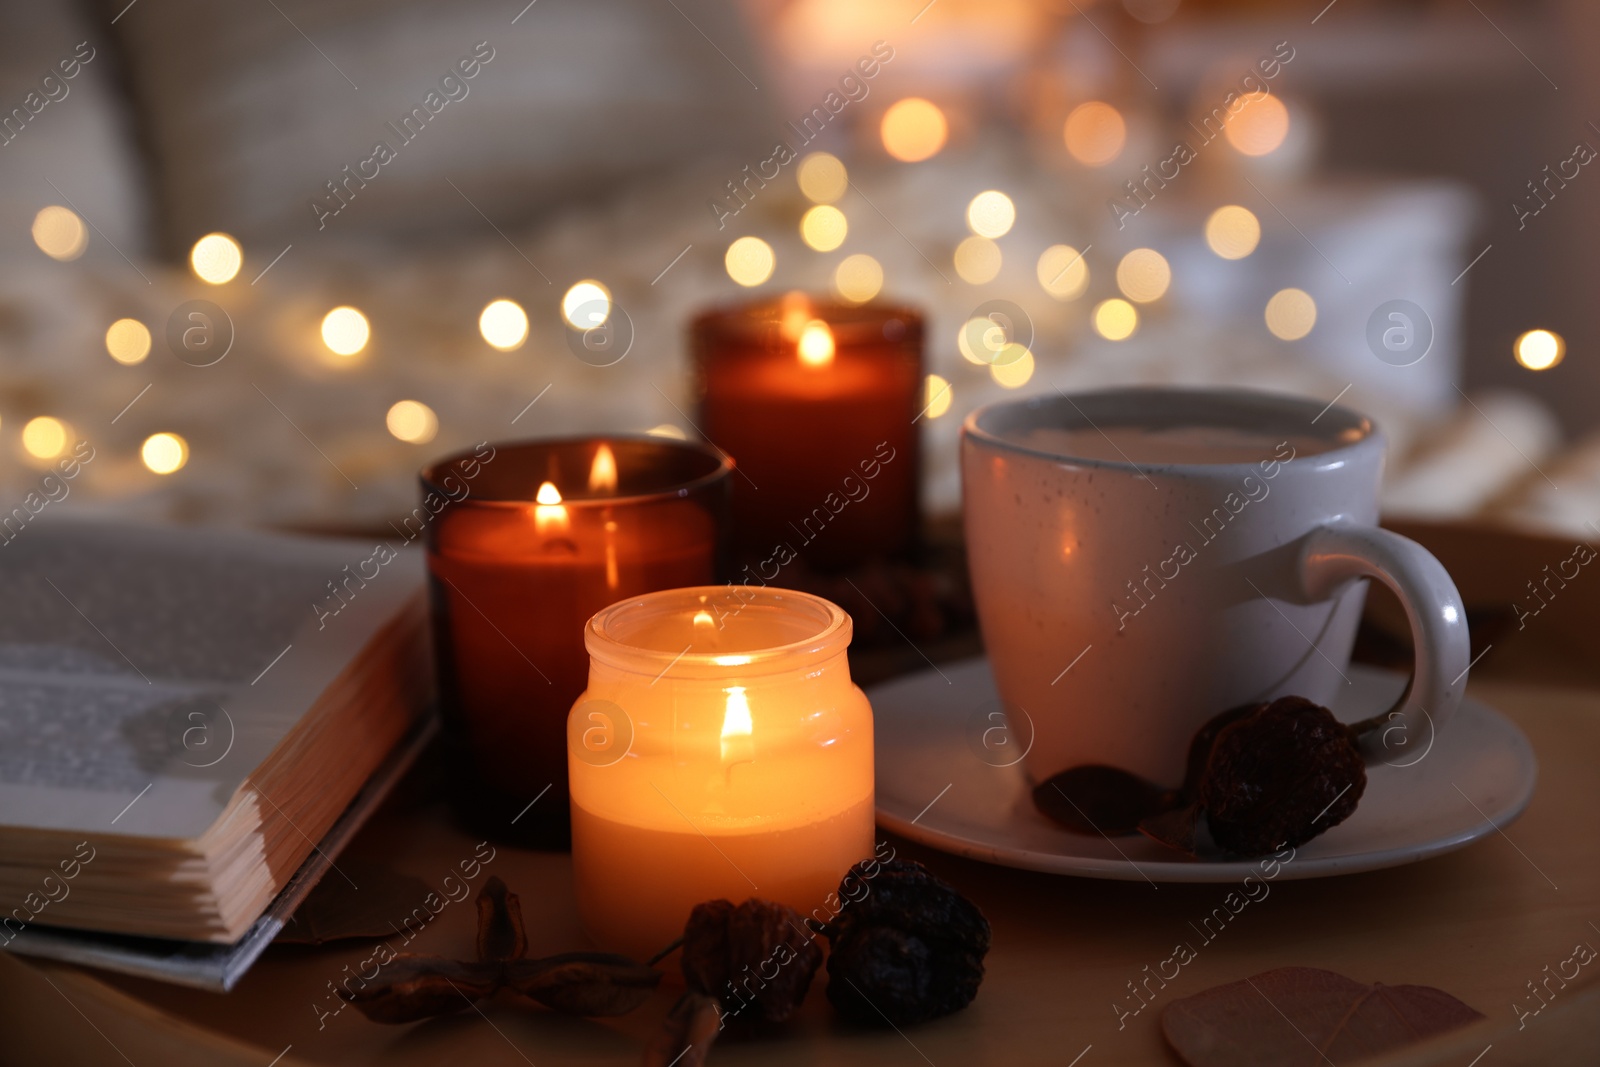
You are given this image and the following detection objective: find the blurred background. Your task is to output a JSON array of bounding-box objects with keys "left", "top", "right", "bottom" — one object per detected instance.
[{"left": 2, "top": 0, "right": 1597, "bottom": 539}]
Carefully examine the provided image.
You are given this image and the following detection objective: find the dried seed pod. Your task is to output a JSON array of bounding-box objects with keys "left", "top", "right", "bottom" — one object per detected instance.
[
  {"left": 680, "top": 898, "right": 822, "bottom": 1023},
  {"left": 476, "top": 876, "right": 528, "bottom": 963},
  {"left": 818, "top": 859, "right": 990, "bottom": 1026},
  {"left": 338, "top": 957, "right": 501, "bottom": 1024},
  {"left": 642, "top": 992, "right": 722, "bottom": 1067},
  {"left": 502, "top": 953, "right": 662, "bottom": 1017},
  {"left": 1200, "top": 696, "right": 1366, "bottom": 855}
]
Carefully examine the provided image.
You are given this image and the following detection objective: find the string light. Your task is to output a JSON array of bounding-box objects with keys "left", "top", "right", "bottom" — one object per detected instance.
[
  {"left": 1265, "top": 288, "right": 1316, "bottom": 340},
  {"left": 141, "top": 433, "right": 188, "bottom": 474},
  {"left": 1205, "top": 206, "right": 1261, "bottom": 259},
  {"left": 797, "top": 152, "right": 848, "bottom": 203},
  {"left": 881, "top": 98, "right": 947, "bottom": 162},
  {"left": 1037, "top": 245, "right": 1090, "bottom": 300},
  {"left": 923, "top": 374, "right": 953, "bottom": 419},
  {"left": 834, "top": 253, "right": 882, "bottom": 303},
  {"left": 561, "top": 282, "right": 611, "bottom": 329},
  {"left": 321, "top": 306, "right": 370, "bottom": 356},
  {"left": 1115, "top": 248, "right": 1171, "bottom": 303},
  {"left": 1224, "top": 93, "right": 1290, "bottom": 156},
  {"left": 1093, "top": 299, "right": 1138, "bottom": 341},
  {"left": 1063, "top": 102, "right": 1127, "bottom": 166},
  {"left": 1514, "top": 329, "right": 1564, "bottom": 370},
  {"left": 990, "top": 346, "right": 1035, "bottom": 388},
  {"left": 800, "top": 205, "right": 848, "bottom": 251},
  {"left": 725, "top": 236, "right": 775, "bottom": 286},
  {"left": 32, "top": 206, "right": 88, "bottom": 261},
  {"left": 386, "top": 400, "right": 439, "bottom": 443},
  {"left": 966, "top": 191, "right": 1016, "bottom": 238},
  {"left": 21, "top": 417, "right": 69, "bottom": 459},
  {"left": 190, "top": 233, "right": 243, "bottom": 284},
  {"left": 105, "top": 319, "right": 152, "bottom": 365},
  {"left": 481, "top": 298, "right": 530, "bottom": 349},
  {"left": 954, "top": 236, "right": 1002, "bottom": 285}
]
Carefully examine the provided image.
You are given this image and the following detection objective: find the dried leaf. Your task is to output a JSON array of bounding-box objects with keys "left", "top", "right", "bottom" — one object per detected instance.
[
  {"left": 642, "top": 992, "right": 722, "bottom": 1067},
  {"left": 338, "top": 957, "right": 502, "bottom": 1024},
  {"left": 1138, "top": 803, "right": 1202, "bottom": 856},
  {"left": 475, "top": 876, "right": 528, "bottom": 963},
  {"left": 503, "top": 953, "right": 662, "bottom": 1017},
  {"left": 1162, "top": 966, "right": 1485, "bottom": 1067},
  {"left": 277, "top": 862, "right": 434, "bottom": 945}
]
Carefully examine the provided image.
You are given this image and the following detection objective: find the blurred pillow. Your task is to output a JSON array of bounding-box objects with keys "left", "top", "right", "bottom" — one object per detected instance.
[
  {"left": 0, "top": 3, "right": 149, "bottom": 262},
  {"left": 98, "top": 0, "right": 774, "bottom": 257}
]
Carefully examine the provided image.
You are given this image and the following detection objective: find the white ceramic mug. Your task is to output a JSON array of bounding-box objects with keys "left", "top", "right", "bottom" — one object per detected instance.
[{"left": 961, "top": 386, "right": 1470, "bottom": 786}]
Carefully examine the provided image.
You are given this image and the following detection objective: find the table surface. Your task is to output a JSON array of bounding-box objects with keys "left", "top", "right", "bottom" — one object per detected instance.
[{"left": 4, "top": 521, "right": 1600, "bottom": 1066}]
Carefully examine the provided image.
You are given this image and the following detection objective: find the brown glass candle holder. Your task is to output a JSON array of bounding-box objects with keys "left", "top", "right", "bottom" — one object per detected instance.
[
  {"left": 692, "top": 295, "right": 923, "bottom": 574},
  {"left": 420, "top": 436, "right": 731, "bottom": 846}
]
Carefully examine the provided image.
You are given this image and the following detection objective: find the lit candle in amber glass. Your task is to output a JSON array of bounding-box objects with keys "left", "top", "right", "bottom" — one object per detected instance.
[
  {"left": 693, "top": 295, "right": 923, "bottom": 572},
  {"left": 568, "top": 585, "right": 875, "bottom": 958},
  {"left": 421, "top": 438, "right": 730, "bottom": 846}
]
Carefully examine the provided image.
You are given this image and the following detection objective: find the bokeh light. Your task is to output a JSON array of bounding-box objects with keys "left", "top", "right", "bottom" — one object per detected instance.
[
  {"left": 797, "top": 152, "right": 848, "bottom": 203},
  {"left": 1515, "top": 329, "right": 1565, "bottom": 370},
  {"left": 1224, "top": 93, "right": 1290, "bottom": 157},
  {"left": 32, "top": 206, "right": 88, "bottom": 261},
  {"left": 1265, "top": 288, "right": 1317, "bottom": 340},
  {"left": 954, "top": 236, "right": 1002, "bottom": 284},
  {"left": 800, "top": 205, "right": 848, "bottom": 251},
  {"left": 190, "top": 233, "right": 243, "bottom": 284},
  {"left": 141, "top": 433, "right": 188, "bottom": 474},
  {"left": 479, "top": 298, "right": 530, "bottom": 349},
  {"left": 561, "top": 282, "right": 611, "bottom": 328},
  {"left": 1204, "top": 205, "right": 1261, "bottom": 259},
  {"left": 386, "top": 400, "right": 439, "bottom": 443},
  {"left": 105, "top": 318, "right": 152, "bottom": 365},
  {"left": 1037, "top": 245, "right": 1090, "bottom": 300},
  {"left": 1093, "top": 298, "right": 1139, "bottom": 341},
  {"left": 22, "top": 416, "right": 69, "bottom": 459},
  {"left": 1063, "top": 102, "right": 1127, "bottom": 166},
  {"left": 726, "top": 236, "right": 776, "bottom": 286},
  {"left": 966, "top": 191, "right": 1016, "bottom": 238},
  {"left": 881, "top": 98, "right": 948, "bottom": 162},
  {"left": 924, "top": 374, "right": 953, "bottom": 419},
  {"left": 1116, "top": 248, "right": 1171, "bottom": 303},
  {"left": 321, "top": 306, "right": 370, "bottom": 357},
  {"left": 958, "top": 317, "right": 1016, "bottom": 365},
  {"left": 990, "top": 346, "right": 1035, "bottom": 388},
  {"left": 834, "top": 253, "right": 883, "bottom": 303}
]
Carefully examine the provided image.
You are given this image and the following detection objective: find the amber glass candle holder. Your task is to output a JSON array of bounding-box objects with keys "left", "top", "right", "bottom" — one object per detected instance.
[
  {"left": 692, "top": 296, "right": 923, "bottom": 572},
  {"left": 421, "top": 437, "right": 731, "bottom": 846},
  {"left": 568, "top": 585, "right": 875, "bottom": 959}
]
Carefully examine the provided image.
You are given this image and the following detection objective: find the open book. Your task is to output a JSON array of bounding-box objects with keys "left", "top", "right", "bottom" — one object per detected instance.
[{"left": 0, "top": 520, "right": 431, "bottom": 946}]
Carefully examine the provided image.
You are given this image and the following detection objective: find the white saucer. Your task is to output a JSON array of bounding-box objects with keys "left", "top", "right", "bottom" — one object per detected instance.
[{"left": 869, "top": 659, "right": 1537, "bottom": 882}]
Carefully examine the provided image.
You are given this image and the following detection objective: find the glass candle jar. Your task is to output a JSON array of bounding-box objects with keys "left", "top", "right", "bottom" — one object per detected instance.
[
  {"left": 692, "top": 295, "right": 923, "bottom": 572},
  {"left": 568, "top": 585, "right": 875, "bottom": 959},
  {"left": 422, "top": 437, "right": 731, "bottom": 846}
]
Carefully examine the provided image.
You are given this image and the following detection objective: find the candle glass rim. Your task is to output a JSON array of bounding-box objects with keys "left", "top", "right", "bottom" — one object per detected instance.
[
  {"left": 419, "top": 434, "right": 733, "bottom": 508},
  {"left": 585, "top": 585, "right": 851, "bottom": 679},
  {"left": 691, "top": 296, "right": 924, "bottom": 348}
]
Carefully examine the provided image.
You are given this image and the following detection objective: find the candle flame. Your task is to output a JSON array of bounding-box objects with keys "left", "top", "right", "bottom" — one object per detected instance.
[
  {"left": 588, "top": 444, "right": 618, "bottom": 494},
  {"left": 534, "top": 480, "right": 568, "bottom": 535},
  {"left": 720, "top": 685, "right": 754, "bottom": 764},
  {"left": 693, "top": 610, "right": 715, "bottom": 629},
  {"left": 797, "top": 320, "right": 835, "bottom": 368}
]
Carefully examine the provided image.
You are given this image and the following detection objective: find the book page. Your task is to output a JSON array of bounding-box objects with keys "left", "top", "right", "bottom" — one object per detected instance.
[{"left": 0, "top": 520, "right": 424, "bottom": 841}]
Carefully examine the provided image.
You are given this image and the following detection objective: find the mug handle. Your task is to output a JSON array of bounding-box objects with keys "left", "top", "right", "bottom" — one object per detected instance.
[{"left": 1298, "top": 520, "right": 1471, "bottom": 764}]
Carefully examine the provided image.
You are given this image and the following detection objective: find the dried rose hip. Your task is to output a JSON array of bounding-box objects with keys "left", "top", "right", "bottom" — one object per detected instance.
[
  {"left": 1199, "top": 696, "right": 1366, "bottom": 855},
  {"left": 680, "top": 898, "right": 821, "bottom": 1024},
  {"left": 816, "top": 859, "right": 990, "bottom": 1027}
]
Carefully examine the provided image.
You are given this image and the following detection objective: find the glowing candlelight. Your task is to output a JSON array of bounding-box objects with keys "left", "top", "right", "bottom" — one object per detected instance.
[
  {"left": 719, "top": 685, "right": 755, "bottom": 765},
  {"left": 797, "top": 320, "right": 835, "bottom": 368},
  {"left": 535, "top": 480, "right": 568, "bottom": 535},
  {"left": 588, "top": 444, "right": 618, "bottom": 494}
]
